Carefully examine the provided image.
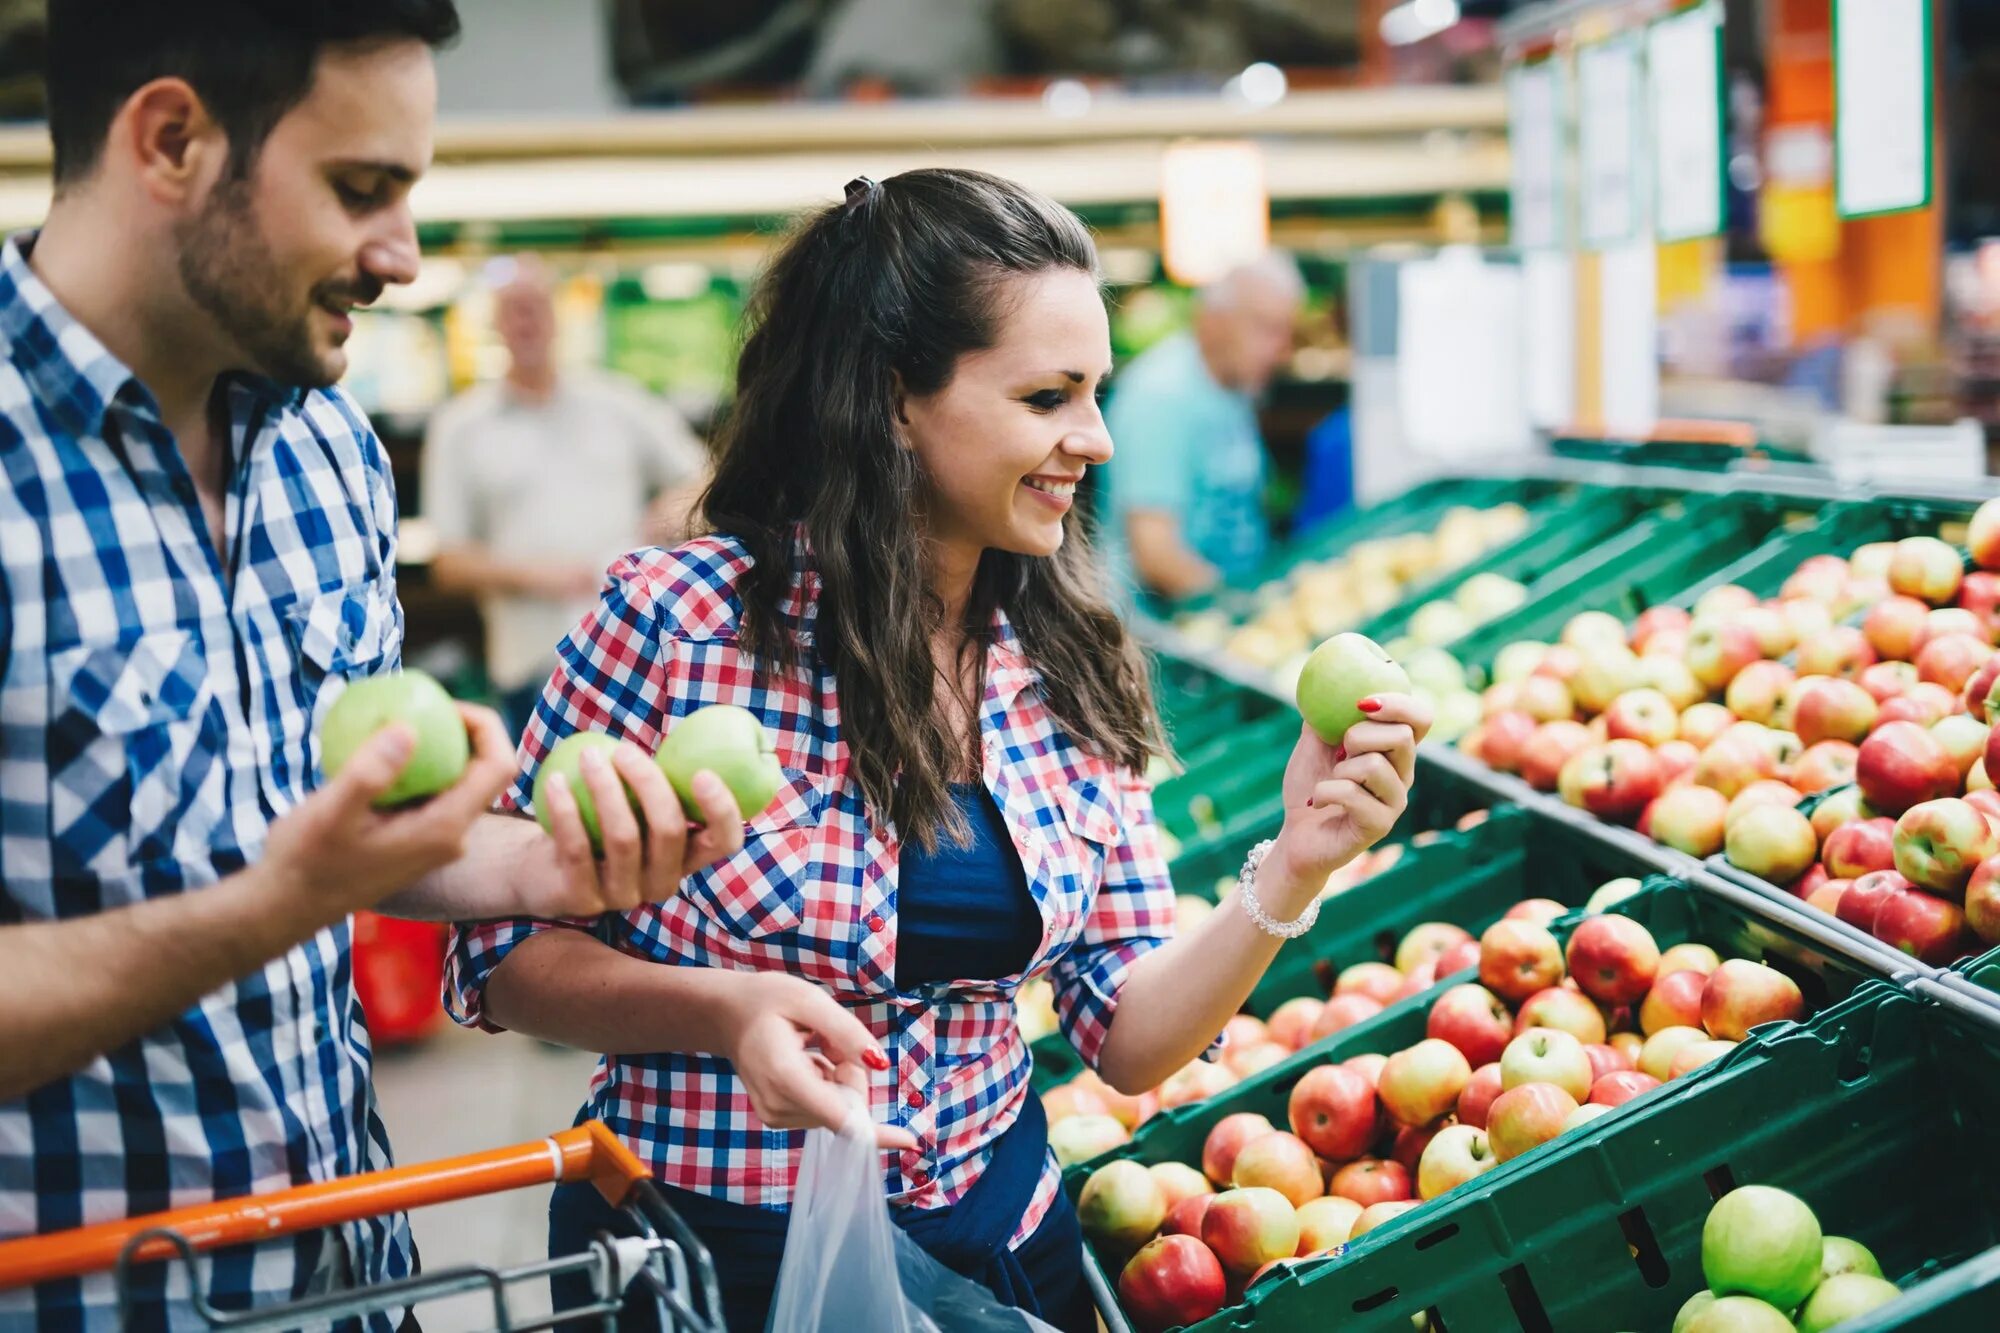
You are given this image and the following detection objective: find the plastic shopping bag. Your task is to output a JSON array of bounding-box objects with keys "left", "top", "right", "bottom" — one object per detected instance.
[{"left": 766, "top": 1098, "right": 1062, "bottom": 1333}]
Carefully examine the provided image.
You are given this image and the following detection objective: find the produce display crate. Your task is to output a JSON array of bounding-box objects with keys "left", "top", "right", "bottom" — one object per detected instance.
[
  {"left": 1551, "top": 436, "right": 1818, "bottom": 473},
  {"left": 1703, "top": 853, "right": 1947, "bottom": 983},
  {"left": 1180, "top": 980, "right": 2000, "bottom": 1333},
  {"left": 1066, "top": 876, "right": 1903, "bottom": 1333}
]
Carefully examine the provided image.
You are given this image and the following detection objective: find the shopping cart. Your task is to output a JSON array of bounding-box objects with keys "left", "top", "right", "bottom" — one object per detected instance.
[{"left": 0, "top": 1120, "right": 724, "bottom": 1332}]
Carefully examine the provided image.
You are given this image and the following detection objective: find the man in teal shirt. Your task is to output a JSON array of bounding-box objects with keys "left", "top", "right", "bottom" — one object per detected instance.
[{"left": 1102, "top": 253, "right": 1304, "bottom": 604}]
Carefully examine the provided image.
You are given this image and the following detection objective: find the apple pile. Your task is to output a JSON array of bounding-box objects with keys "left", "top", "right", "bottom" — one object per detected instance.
[
  {"left": 1175, "top": 503, "right": 1532, "bottom": 679},
  {"left": 1459, "top": 500, "right": 2000, "bottom": 965},
  {"left": 1671, "top": 1186, "right": 1901, "bottom": 1332},
  {"left": 1080, "top": 902, "right": 1813, "bottom": 1332}
]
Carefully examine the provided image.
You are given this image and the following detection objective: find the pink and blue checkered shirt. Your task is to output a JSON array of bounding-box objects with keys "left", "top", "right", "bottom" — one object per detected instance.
[{"left": 445, "top": 534, "right": 1177, "bottom": 1244}]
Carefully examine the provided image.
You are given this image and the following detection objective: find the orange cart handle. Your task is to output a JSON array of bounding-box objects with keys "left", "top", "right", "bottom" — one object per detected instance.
[{"left": 0, "top": 1120, "right": 650, "bottom": 1293}]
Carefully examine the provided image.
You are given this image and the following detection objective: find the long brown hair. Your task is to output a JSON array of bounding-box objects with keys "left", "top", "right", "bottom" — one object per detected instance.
[{"left": 702, "top": 168, "right": 1164, "bottom": 849}]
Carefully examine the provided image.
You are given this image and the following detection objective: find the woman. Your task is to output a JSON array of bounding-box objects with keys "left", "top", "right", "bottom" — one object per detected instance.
[{"left": 444, "top": 168, "right": 1427, "bottom": 1332}]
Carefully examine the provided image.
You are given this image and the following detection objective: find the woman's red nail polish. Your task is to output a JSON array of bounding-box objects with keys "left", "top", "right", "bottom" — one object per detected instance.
[
  {"left": 1358, "top": 698, "right": 1382, "bottom": 713},
  {"left": 1332, "top": 747, "right": 1347, "bottom": 763},
  {"left": 864, "top": 1048, "right": 890, "bottom": 1072}
]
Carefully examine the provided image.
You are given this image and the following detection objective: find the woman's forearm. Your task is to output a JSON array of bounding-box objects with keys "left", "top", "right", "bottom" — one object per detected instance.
[
  {"left": 1093, "top": 840, "right": 1327, "bottom": 1095},
  {"left": 485, "top": 927, "right": 746, "bottom": 1055}
]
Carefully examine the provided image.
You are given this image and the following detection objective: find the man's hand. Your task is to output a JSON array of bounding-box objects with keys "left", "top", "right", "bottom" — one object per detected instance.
[
  {"left": 259, "top": 703, "right": 516, "bottom": 927},
  {"left": 517, "top": 740, "right": 747, "bottom": 917}
]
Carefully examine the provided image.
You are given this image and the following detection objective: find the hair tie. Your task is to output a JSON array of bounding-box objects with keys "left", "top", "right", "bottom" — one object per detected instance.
[{"left": 842, "top": 175, "right": 882, "bottom": 218}]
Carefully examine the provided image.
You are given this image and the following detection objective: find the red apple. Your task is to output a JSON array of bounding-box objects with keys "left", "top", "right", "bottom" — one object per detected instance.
[
  {"left": 1962, "top": 656, "right": 2000, "bottom": 718},
  {"left": 1486, "top": 1082, "right": 1581, "bottom": 1162},
  {"left": 1482, "top": 681, "right": 1525, "bottom": 718},
  {"left": 1161, "top": 1193, "right": 1213, "bottom": 1238},
  {"left": 1151, "top": 1162, "right": 1214, "bottom": 1212},
  {"left": 1309, "top": 994, "right": 1386, "bottom": 1043},
  {"left": 1970, "top": 498, "right": 2000, "bottom": 571},
  {"left": 1433, "top": 938, "right": 1481, "bottom": 979},
  {"left": 1079, "top": 1159, "right": 1170, "bottom": 1253},
  {"left": 1880, "top": 682, "right": 1959, "bottom": 728},
  {"left": 1934, "top": 714, "right": 1990, "bottom": 779},
  {"left": 1966, "top": 854, "right": 2000, "bottom": 944},
  {"left": 1426, "top": 983, "right": 1514, "bottom": 1067},
  {"left": 1478, "top": 709, "right": 1539, "bottom": 772},
  {"left": 1582, "top": 1043, "right": 1630, "bottom": 1082},
  {"left": 1655, "top": 739, "right": 1700, "bottom": 788},
  {"left": 1326, "top": 1158, "right": 1412, "bottom": 1209},
  {"left": 1724, "top": 661, "right": 1796, "bottom": 726},
  {"left": 1478, "top": 918, "right": 1566, "bottom": 1004},
  {"left": 1231, "top": 1131, "right": 1324, "bottom": 1208},
  {"left": 1394, "top": 922, "right": 1474, "bottom": 975},
  {"left": 1969, "top": 787, "right": 2000, "bottom": 821},
  {"left": 1377, "top": 1039, "right": 1472, "bottom": 1127},
  {"left": 1517, "top": 675, "right": 1577, "bottom": 725},
  {"left": 1694, "top": 731, "right": 1780, "bottom": 798},
  {"left": 1564, "top": 915, "right": 1661, "bottom": 1005},
  {"left": 1559, "top": 739, "right": 1664, "bottom": 824},
  {"left": 1604, "top": 688, "right": 1681, "bottom": 746},
  {"left": 1631, "top": 606, "right": 1693, "bottom": 653},
  {"left": 1893, "top": 798, "right": 2000, "bottom": 896},
  {"left": 1858, "top": 721, "right": 1962, "bottom": 814},
  {"left": 1202, "top": 1187, "right": 1301, "bottom": 1277},
  {"left": 1456, "top": 1062, "right": 1505, "bottom": 1129},
  {"left": 1725, "top": 780, "right": 1808, "bottom": 832},
  {"left": 1563, "top": 611, "right": 1629, "bottom": 651},
  {"left": 1388, "top": 1122, "right": 1439, "bottom": 1177},
  {"left": 1223, "top": 1014, "right": 1271, "bottom": 1053},
  {"left": 1791, "top": 741, "right": 1858, "bottom": 795},
  {"left": 1640, "top": 969, "right": 1710, "bottom": 1036},
  {"left": 1394, "top": 961, "right": 1438, "bottom": 1001},
  {"left": 1349, "top": 1200, "right": 1420, "bottom": 1240},
  {"left": 1792, "top": 861, "right": 1831, "bottom": 901},
  {"left": 1781, "top": 597, "right": 1837, "bottom": 647},
  {"left": 1287, "top": 1064, "right": 1380, "bottom": 1163},
  {"left": 1646, "top": 784, "right": 1730, "bottom": 858},
  {"left": 1588, "top": 1069, "right": 1661, "bottom": 1107},
  {"left": 1791, "top": 678, "right": 1878, "bottom": 747},
  {"left": 1638, "top": 1026, "right": 1707, "bottom": 1081},
  {"left": 1686, "top": 620, "right": 1763, "bottom": 692},
  {"left": 1119, "top": 1234, "right": 1229, "bottom": 1333},
  {"left": 1669, "top": 1039, "right": 1738, "bottom": 1079},
  {"left": 1609, "top": 1030, "right": 1645, "bottom": 1065},
  {"left": 1700, "top": 959, "right": 1806, "bottom": 1041},
  {"left": 1266, "top": 998, "right": 1323, "bottom": 1052},
  {"left": 1917, "top": 633, "right": 1994, "bottom": 696},
  {"left": 1810, "top": 785, "right": 1874, "bottom": 840},
  {"left": 1158, "top": 1060, "right": 1237, "bottom": 1110},
  {"left": 1838, "top": 869, "right": 1914, "bottom": 931},
  {"left": 1794, "top": 625, "right": 1878, "bottom": 682},
  {"left": 1960, "top": 570, "right": 2000, "bottom": 639},
  {"left": 1889, "top": 535, "right": 1965, "bottom": 606},
  {"left": 1514, "top": 985, "right": 1609, "bottom": 1046},
  {"left": 1293, "top": 1196, "right": 1363, "bottom": 1256},
  {"left": 1784, "top": 555, "right": 1850, "bottom": 604},
  {"left": 1865, "top": 595, "right": 1933, "bottom": 662},
  {"left": 1521, "top": 721, "right": 1595, "bottom": 791},
  {"left": 1852, "top": 541, "right": 1897, "bottom": 582},
  {"left": 1502, "top": 898, "right": 1568, "bottom": 928},
  {"left": 1824, "top": 817, "right": 1899, "bottom": 880},
  {"left": 1416, "top": 1123, "right": 1499, "bottom": 1201},
  {"left": 1807, "top": 879, "right": 1849, "bottom": 917},
  {"left": 1202, "top": 1112, "right": 1277, "bottom": 1186},
  {"left": 1042, "top": 1081, "right": 1112, "bottom": 1125},
  {"left": 1342, "top": 1052, "right": 1388, "bottom": 1090},
  {"left": 1870, "top": 887, "right": 1971, "bottom": 966},
  {"left": 1696, "top": 585, "right": 1760, "bottom": 619},
  {"left": 1680, "top": 702, "right": 1737, "bottom": 749},
  {"left": 1570, "top": 646, "right": 1645, "bottom": 715},
  {"left": 1334, "top": 963, "right": 1406, "bottom": 1008},
  {"left": 1918, "top": 607, "right": 1991, "bottom": 652},
  {"left": 1724, "top": 804, "right": 1820, "bottom": 885},
  {"left": 1860, "top": 660, "right": 1920, "bottom": 703}
]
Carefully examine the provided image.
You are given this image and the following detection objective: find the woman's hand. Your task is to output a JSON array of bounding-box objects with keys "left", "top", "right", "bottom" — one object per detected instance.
[
  {"left": 715, "top": 973, "right": 918, "bottom": 1151},
  {"left": 1266, "top": 692, "right": 1431, "bottom": 899}
]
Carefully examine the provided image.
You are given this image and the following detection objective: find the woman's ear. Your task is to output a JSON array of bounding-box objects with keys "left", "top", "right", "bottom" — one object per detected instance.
[{"left": 889, "top": 369, "right": 912, "bottom": 429}]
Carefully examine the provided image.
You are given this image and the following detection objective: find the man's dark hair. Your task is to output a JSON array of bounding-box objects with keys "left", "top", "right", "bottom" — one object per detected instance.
[{"left": 45, "top": 0, "right": 461, "bottom": 186}]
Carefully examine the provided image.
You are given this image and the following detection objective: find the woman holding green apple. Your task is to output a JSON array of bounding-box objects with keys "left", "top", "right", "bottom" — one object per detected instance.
[{"left": 444, "top": 169, "right": 1428, "bottom": 1332}]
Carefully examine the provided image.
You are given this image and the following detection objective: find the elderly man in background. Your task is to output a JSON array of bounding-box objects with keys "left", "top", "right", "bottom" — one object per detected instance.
[
  {"left": 423, "top": 256, "right": 710, "bottom": 734},
  {"left": 1101, "top": 252, "right": 1305, "bottom": 605}
]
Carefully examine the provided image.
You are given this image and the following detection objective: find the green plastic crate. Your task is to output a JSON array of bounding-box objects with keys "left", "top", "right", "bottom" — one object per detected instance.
[
  {"left": 1203, "top": 982, "right": 2000, "bottom": 1333},
  {"left": 1067, "top": 877, "right": 1898, "bottom": 1333}
]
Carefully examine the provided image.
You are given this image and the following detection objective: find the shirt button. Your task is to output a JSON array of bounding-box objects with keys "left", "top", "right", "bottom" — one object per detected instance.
[
  {"left": 911, "top": 1168, "right": 930, "bottom": 1186},
  {"left": 906, "top": 1089, "right": 926, "bottom": 1109},
  {"left": 865, "top": 913, "right": 885, "bottom": 933}
]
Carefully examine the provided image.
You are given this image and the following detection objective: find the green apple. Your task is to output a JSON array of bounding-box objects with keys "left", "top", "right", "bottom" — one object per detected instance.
[
  {"left": 534, "top": 732, "right": 640, "bottom": 853},
  {"left": 1670, "top": 1291, "right": 1716, "bottom": 1333},
  {"left": 655, "top": 704, "right": 785, "bottom": 824},
  {"left": 1684, "top": 1296, "right": 1795, "bottom": 1332},
  {"left": 1296, "top": 633, "right": 1410, "bottom": 746},
  {"left": 319, "top": 669, "right": 469, "bottom": 808},
  {"left": 1585, "top": 877, "right": 1644, "bottom": 913},
  {"left": 1795, "top": 1273, "right": 1901, "bottom": 1332},
  {"left": 1818, "top": 1235, "right": 1883, "bottom": 1282},
  {"left": 1702, "top": 1186, "right": 1823, "bottom": 1311}
]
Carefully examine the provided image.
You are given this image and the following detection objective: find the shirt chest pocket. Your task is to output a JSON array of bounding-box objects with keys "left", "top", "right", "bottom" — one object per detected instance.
[
  {"left": 1048, "top": 775, "right": 1124, "bottom": 903},
  {"left": 286, "top": 584, "right": 397, "bottom": 724},
  {"left": 681, "top": 767, "right": 830, "bottom": 940},
  {"left": 48, "top": 629, "right": 224, "bottom": 875}
]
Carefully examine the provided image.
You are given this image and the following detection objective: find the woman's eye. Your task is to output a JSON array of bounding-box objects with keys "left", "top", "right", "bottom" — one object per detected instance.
[{"left": 1025, "top": 389, "right": 1067, "bottom": 412}]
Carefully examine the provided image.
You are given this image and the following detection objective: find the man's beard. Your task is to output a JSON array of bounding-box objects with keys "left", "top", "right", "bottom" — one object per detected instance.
[{"left": 175, "top": 178, "right": 379, "bottom": 389}]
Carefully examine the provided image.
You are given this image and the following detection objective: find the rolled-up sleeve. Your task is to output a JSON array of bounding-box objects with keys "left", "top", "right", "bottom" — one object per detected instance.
[
  {"left": 1047, "top": 769, "right": 1204, "bottom": 1071},
  {"left": 444, "top": 551, "right": 680, "bottom": 1031}
]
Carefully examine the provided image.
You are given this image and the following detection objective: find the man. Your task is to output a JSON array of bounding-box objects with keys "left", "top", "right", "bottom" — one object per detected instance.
[
  {"left": 0, "top": 5, "right": 812, "bottom": 1326},
  {"left": 423, "top": 257, "right": 709, "bottom": 737},
  {"left": 1101, "top": 252, "right": 1305, "bottom": 604}
]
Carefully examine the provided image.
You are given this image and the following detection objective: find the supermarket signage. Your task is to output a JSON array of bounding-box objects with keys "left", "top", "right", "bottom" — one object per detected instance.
[
  {"left": 1159, "top": 140, "right": 1270, "bottom": 288},
  {"left": 1506, "top": 55, "right": 1567, "bottom": 251},
  {"left": 1834, "top": 0, "right": 1933, "bottom": 219},
  {"left": 1647, "top": 0, "right": 1725, "bottom": 243},
  {"left": 1576, "top": 31, "right": 1646, "bottom": 249}
]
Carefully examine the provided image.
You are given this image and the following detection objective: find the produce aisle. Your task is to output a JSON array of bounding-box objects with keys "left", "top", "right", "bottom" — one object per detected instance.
[{"left": 1049, "top": 461, "right": 2000, "bottom": 1333}]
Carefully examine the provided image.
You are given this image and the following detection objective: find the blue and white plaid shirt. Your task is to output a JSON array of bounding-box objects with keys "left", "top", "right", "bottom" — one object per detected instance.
[{"left": 0, "top": 234, "right": 412, "bottom": 1328}]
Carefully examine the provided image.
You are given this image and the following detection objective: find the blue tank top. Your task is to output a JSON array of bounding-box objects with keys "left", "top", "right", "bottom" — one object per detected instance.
[{"left": 895, "top": 783, "right": 1044, "bottom": 988}]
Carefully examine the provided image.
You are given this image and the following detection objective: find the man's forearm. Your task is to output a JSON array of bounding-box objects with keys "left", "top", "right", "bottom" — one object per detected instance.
[
  {"left": 379, "top": 811, "right": 540, "bottom": 921},
  {"left": 429, "top": 545, "right": 546, "bottom": 598},
  {"left": 1126, "top": 510, "right": 1220, "bottom": 601},
  {"left": 0, "top": 865, "right": 326, "bottom": 1103}
]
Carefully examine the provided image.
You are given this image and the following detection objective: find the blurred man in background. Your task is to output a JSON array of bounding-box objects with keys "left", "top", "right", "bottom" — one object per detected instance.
[
  {"left": 1102, "top": 251, "right": 1304, "bottom": 604},
  {"left": 424, "top": 256, "right": 709, "bottom": 734}
]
